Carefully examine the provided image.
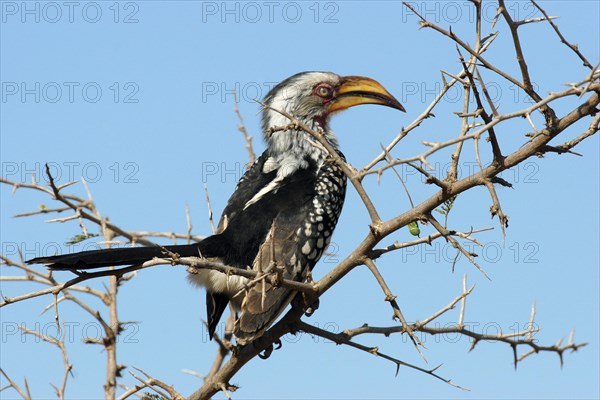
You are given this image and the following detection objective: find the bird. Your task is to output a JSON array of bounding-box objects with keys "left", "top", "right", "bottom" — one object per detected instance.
[{"left": 27, "top": 71, "right": 405, "bottom": 345}]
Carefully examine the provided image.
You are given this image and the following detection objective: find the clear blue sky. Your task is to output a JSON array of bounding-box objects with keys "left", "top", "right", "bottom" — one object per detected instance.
[{"left": 1, "top": 1, "right": 599, "bottom": 399}]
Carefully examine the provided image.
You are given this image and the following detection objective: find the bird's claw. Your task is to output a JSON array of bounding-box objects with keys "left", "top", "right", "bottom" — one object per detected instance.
[
  {"left": 258, "top": 338, "right": 282, "bottom": 359},
  {"left": 303, "top": 295, "right": 319, "bottom": 317},
  {"left": 258, "top": 344, "right": 273, "bottom": 359},
  {"left": 224, "top": 340, "right": 238, "bottom": 356}
]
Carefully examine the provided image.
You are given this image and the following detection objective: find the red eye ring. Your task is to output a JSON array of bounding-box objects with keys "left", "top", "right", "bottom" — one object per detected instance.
[{"left": 314, "top": 83, "right": 333, "bottom": 99}]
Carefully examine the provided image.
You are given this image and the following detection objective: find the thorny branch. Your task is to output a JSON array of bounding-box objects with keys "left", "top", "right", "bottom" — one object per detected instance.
[
  {"left": 297, "top": 321, "right": 467, "bottom": 391},
  {"left": 530, "top": 0, "right": 594, "bottom": 70},
  {"left": 337, "top": 273, "right": 586, "bottom": 369},
  {"left": 18, "top": 326, "right": 72, "bottom": 400},
  {"left": 118, "top": 367, "right": 184, "bottom": 400},
  {"left": 364, "top": 258, "right": 425, "bottom": 359},
  {"left": 233, "top": 92, "right": 256, "bottom": 166}
]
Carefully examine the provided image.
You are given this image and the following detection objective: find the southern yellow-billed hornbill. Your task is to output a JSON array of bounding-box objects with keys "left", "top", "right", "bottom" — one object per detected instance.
[{"left": 27, "top": 72, "right": 405, "bottom": 344}]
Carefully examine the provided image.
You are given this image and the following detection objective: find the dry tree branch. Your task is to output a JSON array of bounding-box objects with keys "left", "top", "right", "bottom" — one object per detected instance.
[
  {"left": 405, "top": 161, "right": 448, "bottom": 189},
  {"left": 530, "top": 0, "right": 594, "bottom": 69},
  {"left": 362, "top": 82, "right": 599, "bottom": 177},
  {"left": 364, "top": 68, "right": 467, "bottom": 174},
  {"left": 339, "top": 275, "right": 587, "bottom": 370},
  {"left": 484, "top": 179, "right": 510, "bottom": 240},
  {"left": 233, "top": 92, "right": 256, "bottom": 165},
  {"left": 402, "top": 2, "right": 529, "bottom": 96},
  {"left": 549, "top": 112, "right": 600, "bottom": 153},
  {"left": 0, "top": 368, "right": 31, "bottom": 400},
  {"left": 0, "top": 255, "right": 108, "bottom": 302},
  {"left": 185, "top": 204, "right": 194, "bottom": 244},
  {"left": 0, "top": 254, "right": 318, "bottom": 308},
  {"left": 344, "top": 277, "right": 474, "bottom": 339},
  {"left": 364, "top": 258, "right": 426, "bottom": 358},
  {"left": 369, "top": 227, "right": 493, "bottom": 259},
  {"left": 497, "top": 0, "right": 542, "bottom": 103},
  {"left": 126, "top": 231, "right": 204, "bottom": 242},
  {"left": 426, "top": 213, "right": 490, "bottom": 280},
  {"left": 188, "top": 302, "right": 308, "bottom": 400},
  {"left": 119, "top": 367, "right": 184, "bottom": 400},
  {"left": 204, "top": 312, "right": 236, "bottom": 382},
  {"left": 297, "top": 321, "right": 467, "bottom": 391},
  {"left": 448, "top": 67, "right": 474, "bottom": 182},
  {"left": 458, "top": 273, "right": 468, "bottom": 327},
  {"left": 362, "top": 29, "right": 500, "bottom": 175},
  {"left": 13, "top": 205, "right": 71, "bottom": 218},
  {"left": 380, "top": 145, "right": 417, "bottom": 207},
  {"left": 18, "top": 326, "right": 72, "bottom": 400},
  {"left": 312, "top": 84, "right": 599, "bottom": 298},
  {"left": 203, "top": 185, "right": 216, "bottom": 235},
  {"left": 1, "top": 172, "right": 156, "bottom": 247},
  {"left": 456, "top": 50, "right": 503, "bottom": 162}
]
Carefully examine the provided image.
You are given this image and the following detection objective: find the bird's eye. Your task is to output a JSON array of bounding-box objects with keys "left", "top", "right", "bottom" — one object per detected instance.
[{"left": 315, "top": 84, "right": 333, "bottom": 99}]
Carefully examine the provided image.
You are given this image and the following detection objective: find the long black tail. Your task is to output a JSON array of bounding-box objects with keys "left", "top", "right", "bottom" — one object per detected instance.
[{"left": 26, "top": 235, "right": 225, "bottom": 270}]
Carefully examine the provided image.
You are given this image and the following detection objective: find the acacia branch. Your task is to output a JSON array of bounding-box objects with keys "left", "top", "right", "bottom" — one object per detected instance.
[
  {"left": 402, "top": 2, "right": 528, "bottom": 96},
  {"left": 205, "top": 312, "right": 236, "bottom": 381},
  {"left": 364, "top": 258, "right": 425, "bottom": 358},
  {"left": 0, "top": 368, "right": 31, "bottom": 400},
  {"left": 0, "top": 256, "right": 108, "bottom": 302},
  {"left": 457, "top": 51, "right": 503, "bottom": 162},
  {"left": 342, "top": 278, "right": 586, "bottom": 369},
  {"left": 233, "top": 92, "right": 256, "bottom": 165},
  {"left": 550, "top": 112, "right": 600, "bottom": 153},
  {"left": 369, "top": 227, "right": 493, "bottom": 259},
  {"left": 18, "top": 325, "right": 72, "bottom": 400},
  {"left": 297, "top": 321, "right": 467, "bottom": 390},
  {"left": 497, "top": 0, "right": 541, "bottom": 103},
  {"left": 119, "top": 367, "right": 184, "bottom": 400},
  {"left": 1, "top": 255, "right": 318, "bottom": 308},
  {"left": 530, "top": 0, "right": 594, "bottom": 69}
]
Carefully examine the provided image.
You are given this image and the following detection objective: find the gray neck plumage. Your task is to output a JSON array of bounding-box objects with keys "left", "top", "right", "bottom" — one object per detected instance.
[{"left": 261, "top": 109, "right": 340, "bottom": 169}]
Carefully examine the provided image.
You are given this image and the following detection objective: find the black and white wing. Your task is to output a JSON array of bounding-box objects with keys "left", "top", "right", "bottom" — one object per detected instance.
[{"left": 231, "top": 156, "right": 347, "bottom": 344}]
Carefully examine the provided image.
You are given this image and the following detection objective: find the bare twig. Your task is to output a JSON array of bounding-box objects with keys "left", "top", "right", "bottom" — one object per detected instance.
[
  {"left": 364, "top": 258, "right": 426, "bottom": 359},
  {"left": 297, "top": 321, "right": 467, "bottom": 390},
  {"left": 369, "top": 227, "right": 493, "bottom": 259},
  {"left": 484, "top": 180, "right": 509, "bottom": 240},
  {"left": 0, "top": 368, "right": 30, "bottom": 400},
  {"left": 427, "top": 213, "right": 490, "bottom": 280},
  {"left": 530, "top": 0, "right": 593, "bottom": 69},
  {"left": 203, "top": 185, "right": 216, "bottom": 235},
  {"left": 233, "top": 92, "right": 256, "bottom": 165},
  {"left": 18, "top": 326, "right": 72, "bottom": 400},
  {"left": 119, "top": 367, "right": 184, "bottom": 400},
  {"left": 205, "top": 312, "right": 235, "bottom": 381}
]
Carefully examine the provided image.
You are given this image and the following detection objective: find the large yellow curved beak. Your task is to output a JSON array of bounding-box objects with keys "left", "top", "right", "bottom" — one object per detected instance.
[{"left": 327, "top": 76, "right": 405, "bottom": 114}]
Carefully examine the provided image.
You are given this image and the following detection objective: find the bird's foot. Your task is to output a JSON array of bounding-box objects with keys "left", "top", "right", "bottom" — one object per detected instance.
[
  {"left": 303, "top": 294, "right": 319, "bottom": 317},
  {"left": 223, "top": 339, "right": 238, "bottom": 356},
  {"left": 305, "top": 270, "right": 314, "bottom": 283},
  {"left": 257, "top": 339, "right": 282, "bottom": 359},
  {"left": 230, "top": 345, "right": 244, "bottom": 357}
]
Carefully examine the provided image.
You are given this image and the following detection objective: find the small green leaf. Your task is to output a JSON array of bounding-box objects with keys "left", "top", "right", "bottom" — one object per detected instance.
[
  {"left": 65, "top": 233, "right": 99, "bottom": 245},
  {"left": 408, "top": 221, "right": 420, "bottom": 237}
]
